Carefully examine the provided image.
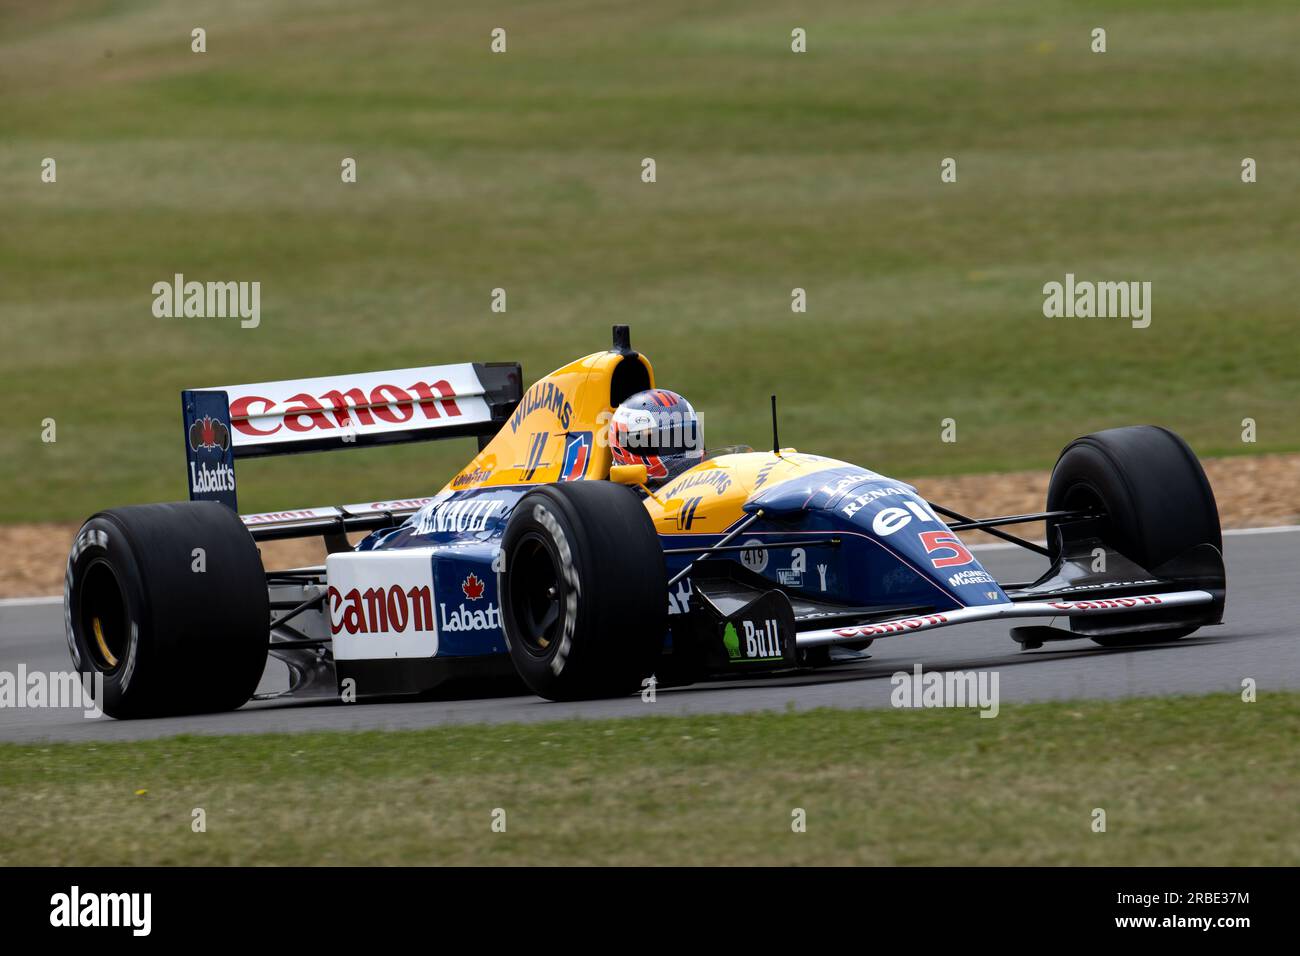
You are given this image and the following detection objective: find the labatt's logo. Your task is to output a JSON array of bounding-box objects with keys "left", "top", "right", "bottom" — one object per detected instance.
[
  {"left": 188, "top": 415, "right": 230, "bottom": 451},
  {"left": 189, "top": 461, "right": 235, "bottom": 493},
  {"left": 188, "top": 411, "right": 235, "bottom": 494},
  {"left": 440, "top": 572, "right": 500, "bottom": 632},
  {"left": 509, "top": 381, "right": 572, "bottom": 433}
]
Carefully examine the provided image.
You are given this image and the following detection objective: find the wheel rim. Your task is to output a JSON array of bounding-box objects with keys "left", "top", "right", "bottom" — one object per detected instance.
[
  {"left": 1060, "top": 481, "right": 1105, "bottom": 516},
  {"left": 1052, "top": 480, "right": 1111, "bottom": 554},
  {"left": 80, "top": 558, "right": 128, "bottom": 673},
  {"left": 509, "top": 533, "right": 564, "bottom": 657}
]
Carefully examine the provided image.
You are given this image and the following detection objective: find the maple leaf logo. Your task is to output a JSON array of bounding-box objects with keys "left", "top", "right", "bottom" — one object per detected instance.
[
  {"left": 462, "top": 573, "right": 485, "bottom": 600},
  {"left": 188, "top": 416, "right": 230, "bottom": 451}
]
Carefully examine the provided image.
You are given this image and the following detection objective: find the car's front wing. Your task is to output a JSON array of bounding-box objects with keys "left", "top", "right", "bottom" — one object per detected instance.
[{"left": 794, "top": 589, "right": 1217, "bottom": 647}]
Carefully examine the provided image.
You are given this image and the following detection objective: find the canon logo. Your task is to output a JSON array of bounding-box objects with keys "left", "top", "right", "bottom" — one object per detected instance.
[
  {"left": 1048, "top": 595, "right": 1162, "bottom": 611},
  {"left": 231, "top": 379, "right": 461, "bottom": 438},
  {"left": 833, "top": 614, "right": 948, "bottom": 639},
  {"left": 328, "top": 584, "right": 435, "bottom": 635}
]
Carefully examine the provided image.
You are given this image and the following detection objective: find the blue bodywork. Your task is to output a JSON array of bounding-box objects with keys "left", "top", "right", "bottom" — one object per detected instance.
[{"left": 355, "top": 457, "right": 1009, "bottom": 662}]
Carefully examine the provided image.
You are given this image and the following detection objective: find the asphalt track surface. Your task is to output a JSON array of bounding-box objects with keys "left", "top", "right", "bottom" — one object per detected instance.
[{"left": 1, "top": 528, "right": 1295, "bottom": 742}]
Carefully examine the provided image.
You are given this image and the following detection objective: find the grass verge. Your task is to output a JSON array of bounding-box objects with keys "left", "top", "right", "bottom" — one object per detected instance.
[{"left": 1, "top": 691, "right": 1295, "bottom": 865}]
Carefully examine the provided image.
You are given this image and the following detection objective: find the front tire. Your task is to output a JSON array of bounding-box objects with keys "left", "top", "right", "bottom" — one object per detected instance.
[
  {"left": 1046, "top": 425, "right": 1221, "bottom": 647},
  {"left": 65, "top": 502, "right": 270, "bottom": 718},
  {"left": 499, "top": 482, "right": 667, "bottom": 700}
]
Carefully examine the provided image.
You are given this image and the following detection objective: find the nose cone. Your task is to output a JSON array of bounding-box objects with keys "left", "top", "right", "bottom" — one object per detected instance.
[
  {"left": 744, "top": 461, "right": 891, "bottom": 517},
  {"left": 732, "top": 457, "right": 1010, "bottom": 609},
  {"left": 834, "top": 480, "right": 1010, "bottom": 608}
]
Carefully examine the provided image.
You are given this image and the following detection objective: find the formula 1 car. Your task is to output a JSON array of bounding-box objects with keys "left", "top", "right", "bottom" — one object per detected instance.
[{"left": 64, "top": 327, "right": 1226, "bottom": 717}]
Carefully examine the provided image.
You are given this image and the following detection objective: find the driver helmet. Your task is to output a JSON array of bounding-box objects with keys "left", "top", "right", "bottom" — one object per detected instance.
[{"left": 609, "top": 389, "right": 704, "bottom": 485}]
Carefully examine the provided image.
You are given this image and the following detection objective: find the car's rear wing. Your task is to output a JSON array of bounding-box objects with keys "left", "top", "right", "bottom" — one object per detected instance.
[{"left": 181, "top": 362, "right": 521, "bottom": 512}]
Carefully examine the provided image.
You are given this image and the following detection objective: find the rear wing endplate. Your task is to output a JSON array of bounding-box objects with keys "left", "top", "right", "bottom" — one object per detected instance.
[{"left": 181, "top": 362, "right": 521, "bottom": 510}]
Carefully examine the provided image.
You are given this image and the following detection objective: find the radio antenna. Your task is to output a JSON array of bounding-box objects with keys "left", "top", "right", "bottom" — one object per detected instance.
[{"left": 771, "top": 394, "right": 780, "bottom": 455}]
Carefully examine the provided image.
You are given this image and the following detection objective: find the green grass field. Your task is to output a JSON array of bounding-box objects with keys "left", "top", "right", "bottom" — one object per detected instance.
[
  {"left": 2, "top": 1, "right": 1297, "bottom": 522},
  {"left": 1, "top": 692, "right": 1294, "bottom": 865}
]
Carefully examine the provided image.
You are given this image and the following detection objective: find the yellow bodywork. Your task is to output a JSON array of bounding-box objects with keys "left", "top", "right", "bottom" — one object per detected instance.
[
  {"left": 441, "top": 349, "right": 653, "bottom": 491},
  {"left": 643, "top": 451, "right": 851, "bottom": 536},
  {"left": 440, "top": 347, "right": 852, "bottom": 535}
]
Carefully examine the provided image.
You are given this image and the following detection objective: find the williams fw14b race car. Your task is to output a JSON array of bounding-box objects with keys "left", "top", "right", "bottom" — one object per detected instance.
[{"left": 65, "top": 327, "right": 1226, "bottom": 717}]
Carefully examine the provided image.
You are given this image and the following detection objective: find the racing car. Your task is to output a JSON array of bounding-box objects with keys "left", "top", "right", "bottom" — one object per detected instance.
[{"left": 64, "top": 326, "right": 1226, "bottom": 717}]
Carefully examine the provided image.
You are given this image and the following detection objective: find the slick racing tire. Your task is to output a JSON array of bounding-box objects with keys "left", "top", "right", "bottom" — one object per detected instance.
[
  {"left": 499, "top": 482, "right": 667, "bottom": 701},
  {"left": 65, "top": 502, "right": 270, "bottom": 718},
  {"left": 1046, "top": 425, "right": 1221, "bottom": 648}
]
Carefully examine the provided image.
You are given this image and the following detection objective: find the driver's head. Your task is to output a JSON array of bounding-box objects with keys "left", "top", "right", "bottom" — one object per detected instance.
[{"left": 609, "top": 389, "right": 703, "bottom": 485}]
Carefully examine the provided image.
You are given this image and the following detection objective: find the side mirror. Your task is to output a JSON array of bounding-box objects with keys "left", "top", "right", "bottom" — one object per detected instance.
[{"left": 609, "top": 464, "right": 648, "bottom": 486}]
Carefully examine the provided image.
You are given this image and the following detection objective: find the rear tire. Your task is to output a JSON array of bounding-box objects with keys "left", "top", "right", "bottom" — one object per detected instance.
[
  {"left": 65, "top": 502, "right": 269, "bottom": 718},
  {"left": 1046, "top": 426, "right": 1221, "bottom": 647},
  {"left": 499, "top": 482, "right": 667, "bottom": 700}
]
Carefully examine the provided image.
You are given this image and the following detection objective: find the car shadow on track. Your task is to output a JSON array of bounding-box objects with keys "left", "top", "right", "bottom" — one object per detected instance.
[
  {"left": 654, "top": 635, "right": 1228, "bottom": 697},
  {"left": 241, "top": 632, "right": 1249, "bottom": 712}
]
